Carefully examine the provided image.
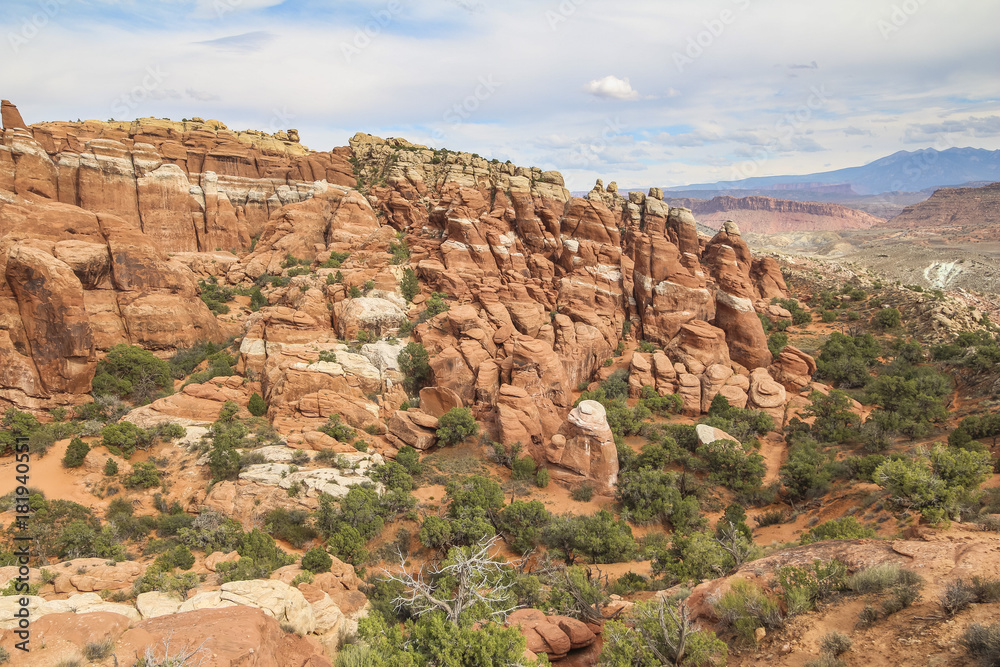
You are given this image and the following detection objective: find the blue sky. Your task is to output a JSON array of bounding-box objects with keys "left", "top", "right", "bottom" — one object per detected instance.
[{"left": 2, "top": 0, "right": 998, "bottom": 190}]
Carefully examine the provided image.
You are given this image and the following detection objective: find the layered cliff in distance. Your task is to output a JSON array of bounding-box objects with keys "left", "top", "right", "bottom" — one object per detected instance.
[
  {"left": 885, "top": 181, "right": 1000, "bottom": 229},
  {"left": 668, "top": 194, "right": 884, "bottom": 233}
]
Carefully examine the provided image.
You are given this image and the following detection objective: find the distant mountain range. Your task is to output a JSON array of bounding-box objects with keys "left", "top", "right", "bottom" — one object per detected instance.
[{"left": 664, "top": 147, "right": 1000, "bottom": 196}]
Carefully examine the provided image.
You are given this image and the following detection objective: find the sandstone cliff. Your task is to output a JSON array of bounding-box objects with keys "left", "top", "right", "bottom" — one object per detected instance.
[
  {"left": 668, "top": 194, "right": 884, "bottom": 233},
  {"left": 885, "top": 181, "right": 1000, "bottom": 228}
]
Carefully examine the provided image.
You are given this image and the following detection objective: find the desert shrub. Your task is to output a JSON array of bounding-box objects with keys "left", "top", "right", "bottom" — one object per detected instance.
[
  {"left": 768, "top": 331, "right": 789, "bottom": 357},
  {"left": 264, "top": 508, "right": 318, "bottom": 549},
  {"left": 62, "top": 437, "right": 90, "bottom": 468},
  {"left": 696, "top": 438, "right": 766, "bottom": 498},
  {"left": 940, "top": 576, "right": 1000, "bottom": 616},
  {"left": 815, "top": 332, "right": 881, "bottom": 388},
  {"left": 819, "top": 631, "right": 852, "bottom": 656},
  {"left": 571, "top": 484, "right": 594, "bottom": 502},
  {"left": 776, "top": 560, "right": 847, "bottom": 615},
  {"left": 846, "top": 562, "right": 922, "bottom": 595},
  {"left": 198, "top": 277, "right": 235, "bottom": 314},
  {"left": 103, "top": 458, "right": 119, "bottom": 476},
  {"left": 369, "top": 461, "right": 414, "bottom": 493},
  {"left": 249, "top": 286, "right": 267, "bottom": 311},
  {"left": 496, "top": 500, "right": 551, "bottom": 554},
  {"left": 873, "top": 307, "right": 901, "bottom": 329},
  {"left": 400, "top": 267, "right": 419, "bottom": 302},
  {"left": 92, "top": 344, "right": 172, "bottom": 403},
  {"left": 420, "top": 292, "right": 450, "bottom": 321},
  {"left": 804, "top": 655, "right": 846, "bottom": 667},
  {"left": 801, "top": 516, "right": 876, "bottom": 544},
  {"left": 436, "top": 407, "right": 479, "bottom": 447},
  {"left": 536, "top": 467, "right": 550, "bottom": 488},
  {"left": 652, "top": 530, "right": 733, "bottom": 583},
  {"left": 318, "top": 414, "right": 358, "bottom": 445},
  {"left": 511, "top": 455, "right": 537, "bottom": 481},
  {"left": 804, "top": 390, "right": 860, "bottom": 444},
  {"left": 713, "top": 578, "right": 783, "bottom": 644},
  {"left": 168, "top": 340, "right": 223, "bottom": 378},
  {"left": 961, "top": 623, "right": 1000, "bottom": 667},
  {"left": 247, "top": 392, "right": 267, "bottom": 417},
  {"left": 616, "top": 468, "right": 701, "bottom": 530},
  {"left": 774, "top": 298, "right": 812, "bottom": 326},
  {"left": 542, "top": 511, "right": 636, "bottom": 565},
  {"left": 301, "top": 546, "right": 333, "bottom": 574},
  {"left": 124, "top": 462, "right": 161, "bottom": 489},
  {"left": 394, "top": 445, "right": 422, "bottom": 476},
  {"left": 599, "top": 599, "right": 728, "bottom": 667},
  {"left": 874, "top": 445, "right": 993, "bottom": 521},
  {"left": 780, "top": 437, "right": 833, "bottom": 501},
  {"left": 397, "top": 342, "right": 431, "bottom": 394},
  {"left": 101, "top": 422, "right": 154, "bottom": 458},
  {"left": 755, "top": 509, "right": 788, "bottom": 527},
  {"left": 83, "top": 638, "right": 115, "bottom": 661}
]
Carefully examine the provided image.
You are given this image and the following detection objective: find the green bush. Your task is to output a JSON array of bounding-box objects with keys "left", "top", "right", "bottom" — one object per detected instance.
[
  {"left": 713, "top": 578, "right": 783, "bottom": 644},
  {"left": 398, "top": 342, "right": 431, "bottom": 394},
  {"left": 571, "top": 484, "right": 594, "bottom": 502},
  {"left": 93, "top": 344, "right": 173, "bottom": 402},
  {"left": 301, "top": 547, "right": 333, "bottom": 574},
  {"left": 873, "top": 307, "right": 902, "bottom": 329},
  {"left": 62, "top": 437, "right": 90, "bottom": 468},
  {"left": 264, "top": 508, "right": 318, "bottom": 549},
  {"left": 124, "top": 462, "right": 161, "bottom": 489},
  {"left": 436, "top": 407, "right": 479, "bottom": 447},
  {"left": 820, "top": 631, "right": 852, "bottom": 656},
  {"left": 873, "top": 445, "right": 992, "bottom": 520},
  {"left": 801, "top": 517, "right": 876, "bottom": 544},
  {"left": 101, "top": 422, "right": 153, "bottom": 458},
  {"left": 103, "top": 458, "right": 119, "bottom": 476},
  {"left": 394, "top": 445, "right": 422, "bottom": 476},
  {"left": 249, "top": 286, "right": 267, "bottom": 311},
  {"left": 511, "top": 455, "right": 537, "bottom": 481},
  {"left": 815, "top": 332, "right": 881, "bottom": 388},
  {"left": 400, "top": 268, "right": 419, "bottom": 302},
  {"left": 845, "top": 562, "right": 922, "bottom": 594},
  {"left": 247, "top": 392, "right": 267, "bottom": 417},
  {"left": 768, "top": 332, "right": 789, "bottom": 357},
  {"left": 536, "top": 467, "right": 550, "bottom": 488}
]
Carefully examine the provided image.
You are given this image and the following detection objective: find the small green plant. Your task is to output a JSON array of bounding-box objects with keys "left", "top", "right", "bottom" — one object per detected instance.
[
  {"left": 104, "top": 458, "right": 119, "bottom": 476},
  {"left": 536, "top": 467, "right": 550, "bottom": 488},
  {"left": 571, "top": 484, "right": 594, "bottom": 502}
]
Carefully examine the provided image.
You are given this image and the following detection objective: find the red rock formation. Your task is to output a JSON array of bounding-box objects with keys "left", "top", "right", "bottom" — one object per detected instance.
[{"left": 703, "top": 221, "right": 772, "bottom": 369}]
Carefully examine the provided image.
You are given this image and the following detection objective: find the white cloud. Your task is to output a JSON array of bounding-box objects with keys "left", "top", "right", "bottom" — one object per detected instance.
[{"left": 584, "top": 76, "right": 640, "bottom": 101}]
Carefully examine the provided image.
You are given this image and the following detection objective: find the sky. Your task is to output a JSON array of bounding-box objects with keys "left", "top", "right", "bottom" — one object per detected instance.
[{"left": 1, "top": 0, "right": 998, "bottom": 190}]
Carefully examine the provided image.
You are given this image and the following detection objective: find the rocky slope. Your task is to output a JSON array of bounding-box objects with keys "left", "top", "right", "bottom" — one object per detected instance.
[
  {"left": 885, "top": 181, "right": 1000, "bottom": 229},
  {"left": 667, "top": 195, "right": 885, "bottom": 233}
]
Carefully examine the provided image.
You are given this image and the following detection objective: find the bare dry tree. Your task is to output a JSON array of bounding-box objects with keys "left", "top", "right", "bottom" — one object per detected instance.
[
  {"left": 714, "top": 521, "right": 758, "bottom": 571},
  {"left": 381, "top": 534, "right": 520, "bottom": 625}
]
